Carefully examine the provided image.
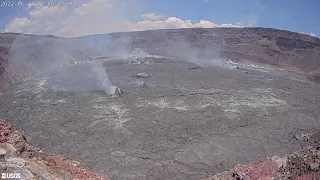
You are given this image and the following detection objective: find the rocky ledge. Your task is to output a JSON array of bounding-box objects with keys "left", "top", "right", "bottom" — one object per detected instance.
[
  {"left": 203, "top": 132, "right": 320, "bottom": 180},
  {"left": 0, "top": 119, "right": 107, "bottom": 180}
]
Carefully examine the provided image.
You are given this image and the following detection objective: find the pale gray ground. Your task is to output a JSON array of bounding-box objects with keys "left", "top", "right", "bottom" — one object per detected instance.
[{"left": 0, "top": 58, "right": 320, "bottom": 180}]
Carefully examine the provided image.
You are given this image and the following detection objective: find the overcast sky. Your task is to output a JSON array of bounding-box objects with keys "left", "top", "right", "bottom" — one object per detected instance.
[{"left": 0, "top": 0, "right": 319, "bottom": 37}]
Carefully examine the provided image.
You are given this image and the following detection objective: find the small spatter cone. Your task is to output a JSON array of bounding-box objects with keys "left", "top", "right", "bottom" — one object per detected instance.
[
  {"left": 140, "top": 82, "right": 147, "bottom": 88},
  {"left": 114, "top": 87, "right": 123, "bottom": 96}
]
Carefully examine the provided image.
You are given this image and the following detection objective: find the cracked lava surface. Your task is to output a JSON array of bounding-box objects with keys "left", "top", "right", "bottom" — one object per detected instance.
[{"left": 0, "top": 58, "right": 320, "bottom": 179}]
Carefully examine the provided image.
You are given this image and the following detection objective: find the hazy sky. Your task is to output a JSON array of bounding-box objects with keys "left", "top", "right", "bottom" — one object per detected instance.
[{"left": 0, "top": 0, "right": 319, "bottom": 37}]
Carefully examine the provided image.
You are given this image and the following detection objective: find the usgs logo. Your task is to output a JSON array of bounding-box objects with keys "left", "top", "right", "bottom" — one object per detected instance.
[{"left": 1, "top": 173, "right": 21, "bottom": 179}]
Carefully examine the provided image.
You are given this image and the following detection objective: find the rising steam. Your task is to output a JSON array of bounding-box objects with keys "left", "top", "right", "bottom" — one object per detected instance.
[
  {"left": 91, "top": 63, "right": 117, "bottom": 95},
  {"left": 6, "top": 28, "right": 240, "bottom": 96}
]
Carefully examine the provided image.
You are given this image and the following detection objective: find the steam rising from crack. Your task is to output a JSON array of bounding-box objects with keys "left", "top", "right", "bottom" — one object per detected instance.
[
  {"left": 91, "top": 63, "right": 117, "bottom": 95},
  {"left": 6, "top": 29, "right": 240, "bottom": 96},
  {"left": 7, "top": 34, "right": 121, "bottom": 95}
]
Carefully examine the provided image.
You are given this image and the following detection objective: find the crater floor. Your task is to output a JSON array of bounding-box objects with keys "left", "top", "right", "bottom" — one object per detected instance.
[{"left": 0, "top": 58, "right": 320, "bottom": 180}]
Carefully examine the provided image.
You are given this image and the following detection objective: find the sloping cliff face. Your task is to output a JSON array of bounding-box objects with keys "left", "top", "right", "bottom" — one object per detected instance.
[
  {"left": 0, "top": 33, "right": 18, "bottom": 93},
  {"left": 0, "top": 119, "right": 107, "bottom": 180},
  {"left": 96, "top": 28, "right": 320, "bottom": 73},
  {"left": 203, "top": 132, "right": 320, "bottom": 180},
  {"left": 0, "top": 33, "right": 87, "bottom": 93},
  {"left": 0, "top": 27, "right": 319, "bottom": 94}
]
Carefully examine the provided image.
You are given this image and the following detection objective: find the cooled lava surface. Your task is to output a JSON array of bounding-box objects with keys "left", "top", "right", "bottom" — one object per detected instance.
[
  {"left": 0, "top": 27, "right": 319, "bottom": 179},
  {"left": 1, "top": 58, "right": 320, "bottom": 179}
]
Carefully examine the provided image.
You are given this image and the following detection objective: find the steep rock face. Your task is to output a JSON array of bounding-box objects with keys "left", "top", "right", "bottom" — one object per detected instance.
[
  {"left": 0, "top": 33, "right": 86, "bottom": 92},
  {"left": 203, "top": 132, "right": 320, "bottom": 180},
  {"left": 119, "top": 28, "right": 320, "bottom": 73},
  {"left": 0, "top": 119, "right": 107, "bottom": 180},
  {"left": 0, "top": 33, "right": 18, "bottom": 92}
]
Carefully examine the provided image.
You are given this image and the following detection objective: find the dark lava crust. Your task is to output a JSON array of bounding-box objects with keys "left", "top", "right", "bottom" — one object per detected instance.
[
  {"left": 0, "top": 58, "right": 320, "bottom": 179},
  {"left": 0, "top": 28, "right": 320, "bottom": 179}
]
